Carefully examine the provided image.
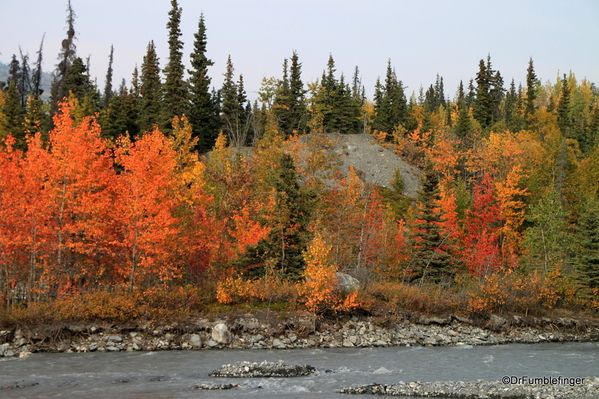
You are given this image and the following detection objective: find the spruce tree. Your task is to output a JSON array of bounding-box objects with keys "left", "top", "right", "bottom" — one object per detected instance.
[
  {"left": 525, "top": 57, "right": 538, "bottom": 119},
  {"left": 51, "top": 0, "right": 77, "bottom": 113},
  {"left": 557, "top": 74, "right": 571, "bottom": 134},
  {"left": 455, "top": 80, "right": 473, "bottom": 146},
  {"left": 105, "top": 80, "right": 140, "bottom": 140},
  {"left": 162, "top": 0, "right": 188, "bottom": 132},
  {"left": 0, "top": 77, "right": 24, "bottom": 147},
  {"left": 288, "top": 51, "right": 308, "bottom": 134},
  {"left": 138, "top": 41, "right": 162, "bottom": 133},
  {"left": 408, "top": 166, "right": 455, "bottom": 284},
  {"left": 474, "top": 58, "right": 492, "bottom": 128},
  {"left": 220, "top": 56, "right": 247, "bottom": 147},
  {"left": 504, "top": 79, "right": 523, "bottom": 132},
  {"left": 273, "top": 57, "right": 292, "bottom": 136},
  {"left": 241, "top": 153, "right": 315, "bottom": 280},
  {"left": 7, "top": 55, "right": 22, "bottom": 100},
  {"left": 315, "top": 55, "right": 360, "bottom": 133},
  {"left": 31, "top": 35, "right": 45, "bottom": 101},
  {"left": 64, "top": 56, "right": 97, "bottom": 109},
  {"left": 18, "top": 50, "right": 32, "bottom": 111},
  {"left": 188, "top": 14, "right": 219, "bottom": 152},
  {"left": 574, "top": 199, "right": 599, "bottom": 294},
  {"left": 373, "top": 60, "right": 407, "bottom": 137},
  {"left": 103, "top": 45, "right": 114, "bottom": 109}
]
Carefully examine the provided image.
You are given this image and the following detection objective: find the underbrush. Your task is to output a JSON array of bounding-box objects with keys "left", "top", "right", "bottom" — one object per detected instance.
[
  {"left": 0, "top": 285, "right": 212, "bottom": 327},
  {"left": 1, "top": 270, "right": 596, "bottom": 328}
]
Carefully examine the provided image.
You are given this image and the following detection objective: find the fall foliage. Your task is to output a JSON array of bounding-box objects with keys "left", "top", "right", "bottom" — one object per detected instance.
[{"left": 1, "top": 6, "right": 598, "bottom": 318}]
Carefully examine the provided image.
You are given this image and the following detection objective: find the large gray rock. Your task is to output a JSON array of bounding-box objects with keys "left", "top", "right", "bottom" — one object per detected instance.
[
  {"left": 336, "top": 272, "right": 360, "bottom": 292},
  {"left": 211, "top": 323, "right": 231, "bottom": 345},
  {"left": 189, "top": 333, "right": 203, "bottom": 348}
]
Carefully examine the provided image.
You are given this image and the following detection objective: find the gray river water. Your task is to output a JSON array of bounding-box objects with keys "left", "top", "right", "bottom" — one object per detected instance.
[{"left": 1, "top": 342, "right": 597, "bottom": 398}]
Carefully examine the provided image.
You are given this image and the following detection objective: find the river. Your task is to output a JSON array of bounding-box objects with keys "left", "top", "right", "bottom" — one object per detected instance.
[{"left": 1, "top": 342, "right": 597, "bottom": 398}]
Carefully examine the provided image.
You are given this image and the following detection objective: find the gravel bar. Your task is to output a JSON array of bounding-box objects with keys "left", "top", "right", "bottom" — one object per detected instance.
[{"left": 340, "top": 377, "right": 599, "bottom": 398}]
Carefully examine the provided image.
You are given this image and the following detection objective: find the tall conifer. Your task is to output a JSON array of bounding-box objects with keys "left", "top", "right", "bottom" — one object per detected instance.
[
  {"left": 525, "top": 58, "right": 538, "bottom": 119},
  {"left": 163, "top": 0, "right": 188, "bottom": 132},
  {"left": 103, "top": 45, "right": 114, "bottom": 109},
  {"left": 50, "top": 0, "right": 77, "bottom": 113},
  {"left": 188, "top": 14, "right": 219, "bottom": 152},
  {"left": 138, "top": 41, "right": 162, "bottom": 133}
]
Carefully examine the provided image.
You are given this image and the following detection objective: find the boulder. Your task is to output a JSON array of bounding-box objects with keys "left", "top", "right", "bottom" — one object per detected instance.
[
  {"left": 189, "top": 333, "right": 203, "bottom": 348},
  {"left": 211, "top": 323, "right": 231, "bottom": 345},
  {"left": 336, "top": 272, "right": 360, "bottom": 292}
]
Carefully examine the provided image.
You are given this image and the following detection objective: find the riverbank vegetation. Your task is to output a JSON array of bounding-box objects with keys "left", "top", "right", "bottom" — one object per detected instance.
[{"left": 1, "top": 1, "right": 598, "bottom": 327}]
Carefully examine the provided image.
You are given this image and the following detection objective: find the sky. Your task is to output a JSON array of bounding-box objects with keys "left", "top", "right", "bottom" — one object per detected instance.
[{"left": 1, "top": 0, "right": 598, "bottom": 101}]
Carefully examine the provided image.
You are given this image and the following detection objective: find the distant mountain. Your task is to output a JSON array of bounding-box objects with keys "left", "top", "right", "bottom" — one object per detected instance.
[{"left": 0, "top": 61, "right": 53, "bottom": 101}]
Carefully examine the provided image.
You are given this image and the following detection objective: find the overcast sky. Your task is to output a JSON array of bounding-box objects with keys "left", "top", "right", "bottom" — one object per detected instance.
[{"left": 1, "top": 0, "right": 598, "bottom": 100}]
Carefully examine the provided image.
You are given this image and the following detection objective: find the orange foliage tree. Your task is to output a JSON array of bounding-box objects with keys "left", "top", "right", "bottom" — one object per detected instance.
[
  {"left": 114, "top": 127, "right": 179, "bottom": 290},
  {"left": 43, "top": 101, "right": 117, "bottom": 296}
]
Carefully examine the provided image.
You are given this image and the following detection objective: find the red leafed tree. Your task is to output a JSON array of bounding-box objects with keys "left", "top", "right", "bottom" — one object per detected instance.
[
  {"left": 464, "top": 173, "right": 503, "bottom": 276},
  {"left": 355, "top": 188, "right": 389, "bottom": 274},
  {"left": 114, "top": 128, "right": 179, "bottom": 290}
]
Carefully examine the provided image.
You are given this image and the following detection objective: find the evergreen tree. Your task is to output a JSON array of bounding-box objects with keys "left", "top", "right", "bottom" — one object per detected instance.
[
  {"left": 311, "top": 55, "right": 361, "bottom": 134},
  {"left": 103, "top": 45, "right": 114, "bottom": 109},
  {"left": 62, "top": 56, "right": 100, "bottom": 116},
  {"left": 525, "top": 57, "right": 538, "bottom": 120},
  {"left": 454, "top": 80, "right": 473, "bottom": 146},
  {"left": 24, "top": 37, "right": 50, "bottom": 138},
  {"left": 473, "top": 55, "right": 504, "bottom": 128},
  {"left": 138, "top": 41, "right": 162, "bottom": 133},
  {"left": 288, "top": 51, "right": 308, "bottom": 135},
  {"left": 474, "top": 58, "right": 492, "bottom": 128},
  {"left": 0, "top": 76, "right": 24, "bottom": 146},
  {"left": 162, "top": 0, "right": 188, "bottom": 131},
  {"left": 7, "top": 55, "right": 22, "bottom": 106},
  {"left": 188, "top": 14, "right": 219, "bottom": 152},
  {"left": 574, "top": 198, "right": 599, "bottom": 294},
  {"left": 50, "top": 0, "right": 77, "bottom": 113},
  {"left": 466, "top": 79, "right": 476, "bottom": 108},
  {"left": 489, "top": 69, "right": 504, "bottom": 123},
  {"left": 273, "top": 57, "right": 292, "bottom": 135},
  {"left": 31, "top": 35, "right": 45, "bottom": 101},
  {"left": 105, "top": 80, "right": 140, "bottom": 140},
  {"left": 373, "top": 60, "right": 407, "bottom": 137},
  {"left": 504, "top": 79, "right": 523, "bottom": 132},
  {"left": 557, "top": 74, "right": 571, "bottom": 134},
  {"left": 221, "top": 56, "right": 248, "bottom": 147},
  {"left": 408, "top": 166, "right": 455, "bottom": 283},
  {"left": 18, "top": 49, "right": 32, "bottom": 111},
  {"left": 274, "top": 54, "right": 308, "bottom": 137},
  {"left": 351, "top": 65, "right": 365, "bottom": 106},
  {"left": 242, "top": 153, "right": 315, "bottom": 280}
]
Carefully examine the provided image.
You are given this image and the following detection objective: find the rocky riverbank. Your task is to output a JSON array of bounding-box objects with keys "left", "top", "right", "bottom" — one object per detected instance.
[
  {"left": 339, "top": 378, "right": 599, "bottom": 398},
  {"left": 1, "top": 311, "right": 598, "bottom": 357}
]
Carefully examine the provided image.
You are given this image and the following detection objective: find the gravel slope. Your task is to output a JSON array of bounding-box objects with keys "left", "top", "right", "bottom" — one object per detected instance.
[{"left": 297, "top": 133, "right": 422, "bottom": 197}]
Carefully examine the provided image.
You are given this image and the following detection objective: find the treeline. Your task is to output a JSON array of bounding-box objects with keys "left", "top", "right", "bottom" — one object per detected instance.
[{"left": 1, "top": 1, "right": 598, "bottom": 314}]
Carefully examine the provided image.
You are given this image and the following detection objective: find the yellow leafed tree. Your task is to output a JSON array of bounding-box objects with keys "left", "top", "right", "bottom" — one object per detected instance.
[{"left": 302, "top": 231, "right": 338, "bottom": 312}]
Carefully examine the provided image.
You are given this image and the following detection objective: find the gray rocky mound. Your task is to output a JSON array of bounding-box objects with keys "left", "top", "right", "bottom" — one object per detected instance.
[
  {"left": 209, "top": 360, "right": 316, "bottom": 378},
  {"left": 302, "top": 133, "right": 421, "bottom": 197}
]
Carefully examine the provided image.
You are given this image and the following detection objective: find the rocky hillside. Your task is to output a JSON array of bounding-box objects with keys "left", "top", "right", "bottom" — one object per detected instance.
[{"left": 296, "top": 133, "right": 422, "bottom": 197}]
